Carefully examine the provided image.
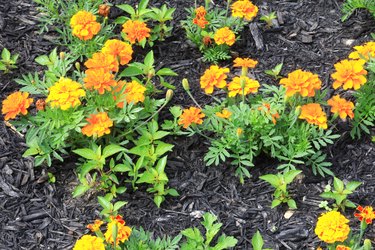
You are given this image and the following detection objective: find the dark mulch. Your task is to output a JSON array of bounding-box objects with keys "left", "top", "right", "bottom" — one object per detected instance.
[{"left": 0, "top": 0, "right": 374, "bottom": 249}]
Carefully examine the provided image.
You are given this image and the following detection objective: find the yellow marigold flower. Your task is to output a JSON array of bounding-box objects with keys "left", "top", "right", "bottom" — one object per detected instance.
[
  {"left": 122, "top": 20, "right": 151, "bottom": 44},
  {"left": 216, "top": 109, "right": 232, "bottom": 119},
  {"left": 200, "top": 65, "right": 230, "bottom": 94},
  {"left": 102, "top": 39, "right": 133, "bottom": 66},
  {"left": 233, "top": 57, "right": 258, "bottom": 69},
  {"left": 73, "top": 235, "right": 105, "bottom": 250},
  {"left": 70, "top": 11, "right": 101, "bottom": 41},
  {"left": 193, "top": 6, "right": 209, "bottom": 29},
  {"left": 336, "top": 245, "right": 351, "bottom": 250},
  {"left": 81, "top": 112, "right": 113, "bottom": 137},
  {"left": 46, "top": 77, "right": 85, "bottom": 110},
  {"left": 84, "top": 69, "right": 117, "bottom": 95},
  {"left": 315, "top": 211, "right": 350, "bottom": 244},
  {"left": 214, "top": 27, "right": 236, "bottom": 46},
  {"left": 231, "top": 0, "right": 258, "bottom": 21},
  {"left": 87, "top": 220, "right": 104, "bottom": 232},
  {"left": 84, "top": 52, "right": 119, "bottom": 73},
  {"left": 327, "top": 95, "right": 354, "bottom": 120},
  {"left": 349, "top": 41, "right": 375, "bottom": 61},
  {"left": 2, "top": 91, "right": 33, "bottom": 121},
  {"left": 354, "top": 205, "right": 375, "bottom": 225},
  {"left": 299, "top": 103, "right": 327, "bottom": 129},
  {"left": 331, "top": 59, "right": 367, "bottom": 90},
  {"left": 279, "top": 69, "right": 321, "bottom": 97},
  {"left": 178, "top": 107, "right": 205, "bottom": 129},
  {"left": 115, "top": 80, "right": 146, "bottom": 108},
  {"left": 228, "top": 76, "right": 260, "bottom": 97},
  {"left": 104, "top": 215, "right": 132, "bottom": 245}
]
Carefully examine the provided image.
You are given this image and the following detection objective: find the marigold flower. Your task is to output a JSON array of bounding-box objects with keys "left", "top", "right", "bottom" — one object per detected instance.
[
  {"left": 279, "top": 69, "right": 321, "bottom": 97},
  {"left": 327, "top": 95, "right": 354, "bottom": 120},
  {"left": 2, "top": 91, "right": 33, "bottom": 121},
  {"left": 73, "top": 235, "right": 105, "bottom": 250},
  {"left": 87, "top": 220, "right": 104, "bottom": 232},
  {"left": 214, "top": 27, "right": 236, "bottom": 46},
  {"left": 70, "top": 11, "right": 101, "bottom": 41},
  {"left": 104, "top": 215, "right": 132, "bottom": 245},
  {"left": 228, "top": 76, "right": 260, "bottom": 97},
  {"left": 231, "top": 0, "right": 258, "bottom": 21},
  {"left": 349, "top": 41, "right": 375, "bottom": 61},
  {"left": 84, "top": 69, "right": 117, "bottom": 95},
  {"left": 35, "top": 99, "right": 46, "bottom": 111},
  {"left": 178, "top": 107, "right": 205, "bottom": 128},
  {"left": 233, "top": 57, "right": 258, "bottom": 69},
  {"left": 102, "top": 39, "right": 133, "bottom": 65},
  {"left": 200, "top": 65, "right": 230, "bottom": 94},
  {"left": 122, "top": 20, "right": 151, "bottom": 44},
  {"left": 114, "top": 80, "right": 146, "bottom": 108},
  {"left": 314, "top": 211, "right": 350, "bottom": 244},
  {"left": 193, "top": 6, "right": 209, "bottom": 29},
  {"left": 81, "top": 112, "right": 113, "bottom": 137},
  {"left": 46, "top": 77, "right": 85, "bottom": 110},
  {"left": 299, "top": 103, "right": 327, "bottom": 129},
  {"left": 98, "top": 4, "right": 110, "bottom": 17},
  {"left": 331, "top": 59, "right": 367, "bottom": 90},
  {"left": 216, "top": 109, "right": 232, "bottom": 119},
  {"left": 336, "top": 245, "right": 351, "bottom": 250},
  {"left": 84, "top": 52, "right": 119, "bottom": 73},
  {"left": 354, "top": 205, "right": 375, "bottom": 224}
]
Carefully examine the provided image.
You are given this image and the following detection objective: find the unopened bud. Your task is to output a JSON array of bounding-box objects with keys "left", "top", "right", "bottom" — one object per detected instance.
[
  {"left": 36, "top": 99, "right": 46, "bottom": 111},
  {"left": 98, "top": 4, "right": 110, "bottom": 18},
  {"left": 182, "top": 78, "right": 190, "bottom": 91},
  {"left": 59, "top": 52, "right": 65, "bottom": 60},
  {"left": 166, "top": 89, "right": 173, "bottom": 102},
  {"left": 147, "top": 69, "right": 155, "bottom": 79},
  {"left": 364, "top": 239, "right": 372, "bottom": 250},
  {"left": 75, "top": 62, "right": 81, "bottom": 71},
  {"left": 236, "top": 128, "right": 243, "bottom": 136}
]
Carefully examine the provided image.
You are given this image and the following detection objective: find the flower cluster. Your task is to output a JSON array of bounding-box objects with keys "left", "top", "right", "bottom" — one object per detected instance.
[
  {"left": 81, "top": 112, "right": 113, "bottom": 138},
  {"left": 70, "top": 11, "right": 101, "bottom": 41},
  {"left": 315, "top": 210, "right": 350, "bottom": 244},
  {"left": 2, "top": 91, "right": 33, "bottom": 121},
  {"left": 214, "top": 27, "right": 236, "bottom": 46},
  {"left": 327, "top": 95, "right": 354, "bottom": 121},
  {"left": 299, "top": 103, "right": 328, "bottom": 129},
  {"left": 178, "top": 107, "right": 205, "bottom": 128},
  {"left": 231, "top": 0, "right": 258, "bottom": 21},
  {"left": 122, "top": 20, "right": 151, "bottom": 44},
  {"left": 279, "top": 69, "right": 321, "bottom": 97},
  {"left": 193, "top": 6, "right": 208, "bottom": 29}
]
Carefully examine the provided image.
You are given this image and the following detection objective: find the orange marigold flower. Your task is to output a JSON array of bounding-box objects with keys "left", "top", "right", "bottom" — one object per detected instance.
[
  {"left": 102, "top": 39, "right": 133, "bottom": 65},
  {"left": 98, "top": 4, "right": 110, "bottom": 18},
  {"left": 193, "top": 6, "right": 209, "bottom": 29},
  {"left": 70, "top": 11, "right": 101, "bottom": 41},
  {"left": 214, "top": 27, "right": 236, "bottom": 46},
  {"left": 314, "top": 211, "right": 350, "bottom": 244},
  {"left": 354, "top": 205, "right": 375, "bottom": 225},
  {"left": 327, "top": 95, "right": 354, "bottom": 120},
  {"left": 104, "top": 215, "right": 132, "bottom": 245},
  {"left": 46, "top": 77, "right": 86, "bottom": 110},
  {"left": 178, "top": 107, "right": 205, "bottom": 129},
  {"left": 122, "top": 20, "right": 151, "bottom": 44},
  {"left": 73, "top": 235, "right": 105, "bottom": 250},
  {"left": 228, "top": 76, "right": 260, "bottom": 97},
  {"left": 233, "top": 57, "right": 258, "bottom": 69},
  {"left": 84, "top": 69, "right": 117, "bottom": 95},
  {"left": 299, "top": 103, "right": 327, "bottom": 129},
  {"left": 81, "top": 112, "right": 113, "bottom": 137},
  {"left": 114, "top": 80, "right": 146, "bottom": 108},
  {"left": 216, "top": 109, "right": 232, "bottom": 119},
  {"left": 200, "top": 65, "right": 230, "bottom": 94},
  {"left": 2, "top": 91, "right": 33, "bottom": 121},
  {"left": 349, "top": 41, "right": 375, "bottom": 61},
  {"left": 84, "top": 52, "right": 119, "bottom": 73},
  {"left": 279, "top": 69, "right": 321, "bottom": 97},
  {"left": 231, "top": 0, "right": 258, "bottom": 21},
  {"left": 336, "top": 245, "right": 351, "bottom": 250},
  {"left": 87, "top": 220, "right": 104, "bottom": 232},
  {"left": 331, "top": 59, "right": 367, "bottom": 90}
]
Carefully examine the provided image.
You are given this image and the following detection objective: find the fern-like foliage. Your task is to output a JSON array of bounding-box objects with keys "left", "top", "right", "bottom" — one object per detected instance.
[
  {"left": 203, "top": 47, "right": 231, "bottom": 63},
  {"left": 342, "top": 0, "right": 375, "bottom": 21}
]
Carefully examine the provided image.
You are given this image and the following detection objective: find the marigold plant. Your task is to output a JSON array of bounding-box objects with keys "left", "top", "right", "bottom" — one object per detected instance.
[
  {"left": 200, "top": 65, "right": 230, "bottom": 94},
  {"left": 178, "top": 107, "right": 205, "bottom": 128},
  {"left": 349, "top": 41, "right": 375, "bottom": 61},
  {"left": 299, "top": 103, "right": 328, "bottom": 129},
  {"left": 1, "top": 91, "right": 33, "bottom": 121},
  {"left": 122, "top": 20, "right": 151, "bottom": 44},
  {"left": 46, "top": 77, "right": 85, "bottom": 110},
  {"left": 279, "top": 69, "right": 321, "bottom": 97},
  {"left": 331, "top": 59, "right": 367, "bottom": 90},
  {"left": 81, "top": 112, "right": 113, "bottom": 137},
  {"left": 231, "top": 0, "right": 258, "bottom": 21},
  {"left": 228, "top": 76, "right": 260, "bottom": 97},
  {"left": 327, "top": 95, "right": 354, "bottom": 120},
  {"left": 214, "top": 27, "right": 236, "bottom": 46},
  {"left": 73, "top": 235, "right": 105, "bottom": 250},
  {"left": 70, "top": 10, "right": 101, "bottom": 41},
  {"left": 315, "top": 211, "right": 350, "bottom": 244},
  {"left": 101, "top": 39, "right": 133, "bottom": 65}
]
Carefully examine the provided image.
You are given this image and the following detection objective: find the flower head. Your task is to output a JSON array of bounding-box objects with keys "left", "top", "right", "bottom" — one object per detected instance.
[
  {"left": 84, "top": 69, "right": 117, "bottom": 95},
  {"left": 2, "top": 91, "right": 33, "bottom": 120},
  {"left": 228, "top": 76, "right": 260, "bottom": 97},
  {"left": 46, "top": 77, "right": 85, "bottom": 110},
  {"left": 122, "top": 20, "right": 151, "bottom": 44},
  {"left": 178, "top": 107, "right": 205, "bottom": 128},
  {"left": 114, "top": 80, "right": 146, "bottom": 108},
  {"left": 216, "top": 109, "right": 232, "bottom": 119},
  {"left": 233, "top": 57, "right": 258, "bottom": 69},
  {"left": 35, "top": 99, "right": 46, "bottom": 111},
  {"left": 314, "top": 211, "right": 350, "bottom": 244},
  {"left": 299, "top": 103, "right": 327, "bottom": 129},
  {"left": 70, "top": 11, "right": 101, "bottom": 41},
  {"left": 81, "top": 112, "right": 113, "bottom": 137},
  {"left": 73, "top": 235, "right": 105, "bottom": 250},
  {"left": 200, "top": 65, "right": 230, "bottom": 94},
  {"left": 331, "top": 59, "right": 367, "bottom": 90},
  {"left": 354, "top": 205, "right": 375, "bottom": 224},
  {"left": 193, "top": 6, "right": 209, "bottom": 29},
  {"left": 279, "top": 69, "right": 321, "bottom": 97},
  {"left": 102, "top": 39, "right": 133, "bottom": 65},
  {"left": 84, "top": 52, "right": 119, "bottom": 73},
  {"left": 349, "top": 41, "right": 375, "bottom": 61},
  {"left": 98, "top": 4, "right": 110, "bottom": 17},
  {"left": 336, "top": 246, "right": 351, "bottom": 250},
  {"left": 87, "top": 220, "right": 104, "bottom": 232},
  {"left": 231, "top": 0, "right": 258, "bottom": 21},
  {"left": 214, "top": 27, "right": 236, "bottom": 46},
  {"left": 327, "top": 95, "right": 354, "bottom": 120},
  {"left": 104, "top": 215, "right": 132, "bottom": 245}
]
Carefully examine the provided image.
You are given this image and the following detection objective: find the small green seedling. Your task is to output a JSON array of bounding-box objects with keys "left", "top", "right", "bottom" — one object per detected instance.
[
  {"left": 260, "top": 12, "right": 277, "bottom": 28},
  {"left": 0, "top": 48, "right": 18, "bottom": 73},
  {"left": 251, "top": 230, "right": 272, "bottom": 250},
  {"left": 264, "top": 63, "right": 283, "bottom": 80}
]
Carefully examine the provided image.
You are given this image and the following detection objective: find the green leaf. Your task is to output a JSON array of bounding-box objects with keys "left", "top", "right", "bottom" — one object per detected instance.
[
  {"left": 259, "top": 174, "right": 280, "bottom": 188},
  {"left": 113, "top": 163, "right": 131, "bottom": 172},
  {"left": 117, "top": 4, "right": 135, "bottom": 15},
  {"left": 102, "top": 144, "right": 124, "bottom": 159},
  {"left": 113, "top": 201, "right": 127, "bottom": 211},
  {"left": 23, "top": 147, "right": 40, "bottom": 157},
  {"left": 119, "top": 66, "right": 143, "bottom": 77},
  {"left": 251, "top": 230, "right": 264, "bottom": 250},
  {"left": 153, "top": 131, "right": 170, "bottom": 140},
  {"left": 271, "top": 199, "right": 282, "bottom": 208},
  {"left": 156, "top": 156, "right": 168, "bottom": 173},
  {"left": 154, "top": 195, "right": 163, "bottom": 208},
  {"left": 72, "top": 184, "right": 90, "bottom": 198},
  {"left": 346, "top": 181, "right": 361, "bottom": 192},
  {"left": 73, "top": 148, "right": 98, "bottom": 160},
  {"left": 155, "top": 141, "right": 174, "bottom": 156},
  {"left": 1, "top": 48, "right": 11, "bottom": 61},
  {"left": 156, "top": 68, "right": 178, "bottom": 76},
  {"left": 287, "top": 199, "right": 297, "bottom": 209},
  {"left": 167, "top": 188, "right": 179, "bottom": 196},
  {"left": 144, "top": 51, "right": 154, "bottom": 67},
  {"left": 138, "top": 0, "right": 149, "bottom": 11},
  {"left": 35, "top": 55, "right": 51, "bottom": 66},
  {"left": 333, "top": 177, "right": 344, "bottom": 192},
  {"left": 284, "top": 170, "right": 302, "bottom": 184},
  {"left": 137, "top": 172, "right": 155, "bottom": 184},
  {"left": 80, "top": 162, "right": 97, "bottom": 176},
  {"left": 214, "top": 235, "right": 238, "bottom": 250},
  {"left": 98, "top": 196, "right": 111, "bottom": 210}
]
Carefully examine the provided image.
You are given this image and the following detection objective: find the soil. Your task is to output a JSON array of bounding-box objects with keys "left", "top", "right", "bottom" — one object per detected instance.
[{"left": 0, "top": 0, "right": 374, "bottom": 249}]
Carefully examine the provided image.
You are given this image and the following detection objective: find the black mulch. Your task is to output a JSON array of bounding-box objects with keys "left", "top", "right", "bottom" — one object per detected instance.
[{"left": 0, "top": 0, "right": 374, "bottom": 249}]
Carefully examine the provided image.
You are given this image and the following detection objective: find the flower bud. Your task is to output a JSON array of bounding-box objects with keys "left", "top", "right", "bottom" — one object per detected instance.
[
  {"left": 166, "top": 89, "right": 173, "bottom": 102},
  {"left": 147, "top": 68, "right": 155, "bottom": 79},
  {"left": 36, "top": 99, "right": 46, "bottom": 111},
  {"left": 98, "top": 4, "right": 110, "bottom": 17},
  {"left": 59, "top": 52, "right": 65, "bottom": 60},
  {"left": 363, "top": 239, "right": 372, "bottom": 250},
  {"left": 75, "top": 62, "right": 81, "bottom": 71},
  {"left": 182, "top": 78, "right": 190, "bottom": 91},
  {"left": 236, "top": 128, "right": 243, "bottom": 136}
]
